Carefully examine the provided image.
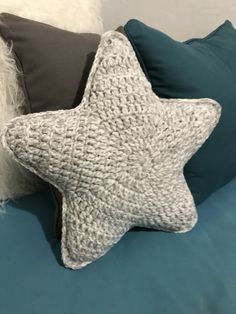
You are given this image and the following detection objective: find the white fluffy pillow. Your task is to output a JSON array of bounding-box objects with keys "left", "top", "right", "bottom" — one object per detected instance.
[
  {"left": 0, "top": 0, "right": 103, "bottom": 200},
  {"left": 0, "top": 0, "right": 103, "bottom": 33}
]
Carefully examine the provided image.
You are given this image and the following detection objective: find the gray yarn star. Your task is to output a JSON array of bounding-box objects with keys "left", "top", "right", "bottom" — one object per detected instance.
[{"left": 1, "top": 31, "right": 221, "bottom": 269}]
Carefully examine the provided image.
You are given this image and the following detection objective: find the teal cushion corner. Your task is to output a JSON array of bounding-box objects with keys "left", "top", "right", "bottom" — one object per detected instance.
[
  {"left": 124, "top": 19, "right": 236, "bottom": 204},
  {"left": 0, "top": 178, "right": 236, "bottom": 314}
]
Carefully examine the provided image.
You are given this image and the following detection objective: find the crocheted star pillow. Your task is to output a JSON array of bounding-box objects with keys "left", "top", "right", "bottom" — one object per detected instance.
[{"left": 1, "top": 31, "right": 221, "bottom": 269}]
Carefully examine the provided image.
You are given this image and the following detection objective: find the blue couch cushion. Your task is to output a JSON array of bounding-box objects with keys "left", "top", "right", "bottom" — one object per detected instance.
[
  {"left": 124, "top": 19, "right": 236, "bottom": 205},
  {"left": 0, "top": 179, "right": 236, "bottom": 314}
]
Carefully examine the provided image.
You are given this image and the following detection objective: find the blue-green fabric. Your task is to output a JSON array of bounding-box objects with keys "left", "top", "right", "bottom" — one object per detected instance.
[
  {"left": 124, "top": 19, "right": 236, "bottom": 205},
  {"left": 0, "top": 179, "right": 236, "bottom": 314}
]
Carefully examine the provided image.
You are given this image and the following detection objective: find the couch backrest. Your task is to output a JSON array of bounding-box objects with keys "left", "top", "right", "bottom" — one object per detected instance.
[{"left": 101, "top": 0, "right": 235, "bottom": 40}]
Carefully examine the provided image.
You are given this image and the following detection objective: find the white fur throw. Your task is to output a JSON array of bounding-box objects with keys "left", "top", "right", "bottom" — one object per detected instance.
[
  {"left": 0, "top": 0, "right": 103, "bottom": 33},
  {"left": 1, "top": 31, "right": 221, "bottom": 269},
  {"left": 0, "top": 0, "right": 103, "bottom": 200}
]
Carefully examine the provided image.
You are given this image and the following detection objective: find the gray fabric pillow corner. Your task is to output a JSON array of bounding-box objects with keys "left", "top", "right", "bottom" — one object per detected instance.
[{"left": 0, "top": 13, "right": 100, "bottom": 113}]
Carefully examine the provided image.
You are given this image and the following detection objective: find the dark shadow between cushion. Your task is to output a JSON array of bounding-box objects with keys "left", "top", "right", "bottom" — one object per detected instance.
[{"left": 11, "top": 188, "right": 63, "bottom": 267}]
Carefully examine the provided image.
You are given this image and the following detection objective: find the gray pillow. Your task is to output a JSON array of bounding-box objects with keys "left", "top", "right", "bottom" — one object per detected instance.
[
  {"left": 1, "top": 31, "right": 221, "bottom": 269},
  {"left": 0, "top": 13, "right": 100, "bottom": 113}
]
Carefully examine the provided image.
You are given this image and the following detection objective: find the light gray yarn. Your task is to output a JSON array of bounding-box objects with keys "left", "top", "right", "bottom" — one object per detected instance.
[{"left": 1, "top": 31, "right": 221, "bottom": 269}]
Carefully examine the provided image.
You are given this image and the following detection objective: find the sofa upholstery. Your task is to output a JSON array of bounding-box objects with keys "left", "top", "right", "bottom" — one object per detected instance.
[{"left": 0, "top": 178, "right": 236, "bottom": 313}]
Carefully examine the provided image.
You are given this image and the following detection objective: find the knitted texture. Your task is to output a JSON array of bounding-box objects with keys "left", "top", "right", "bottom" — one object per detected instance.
[{"left": 1, "top": 31, "right": 221, "bottom": 269}]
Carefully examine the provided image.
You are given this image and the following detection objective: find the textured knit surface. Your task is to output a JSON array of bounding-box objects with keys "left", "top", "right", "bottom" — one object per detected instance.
[{"left": 1, "top": 31, "right": 221, "bottom": 269}]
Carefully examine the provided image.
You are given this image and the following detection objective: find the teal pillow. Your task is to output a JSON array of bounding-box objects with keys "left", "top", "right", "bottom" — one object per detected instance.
[{"left": 124, "top": 19, "right": 236, "bottom": 204}]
